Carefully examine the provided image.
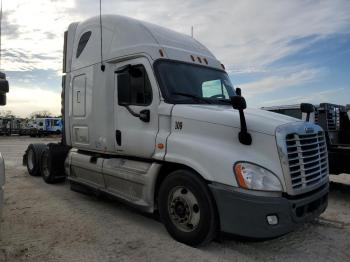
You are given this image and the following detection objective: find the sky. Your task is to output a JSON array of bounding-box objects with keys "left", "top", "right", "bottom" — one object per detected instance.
[{"left": 1, "top": 0, "right": 350, "bottom": 117}]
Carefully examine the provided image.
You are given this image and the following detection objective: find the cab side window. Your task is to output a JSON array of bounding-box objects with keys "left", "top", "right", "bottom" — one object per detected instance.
[
  {"left": 117, "top": 65, "right": 152, "bottom": 106},
  {"left": 76, "top": 31, "right": 92, "bottom": 58}
]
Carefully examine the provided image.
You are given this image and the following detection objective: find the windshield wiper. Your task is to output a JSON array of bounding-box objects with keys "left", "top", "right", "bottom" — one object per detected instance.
[{"left": 172, "top": 92, "right": 212, "bottom": 104}]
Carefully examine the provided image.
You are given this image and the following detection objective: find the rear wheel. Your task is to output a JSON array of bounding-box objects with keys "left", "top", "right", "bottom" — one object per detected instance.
[
  {"left": 41, "top": 144, "right": 69, "bottom": 184},
  {"left": 158, "top": 169, "right": 218, "bottom": 246},
  {"left": 26, "top": 144, "right": 47, "bottom": 176}
]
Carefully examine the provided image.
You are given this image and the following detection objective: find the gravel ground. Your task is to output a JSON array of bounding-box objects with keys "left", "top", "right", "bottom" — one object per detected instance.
[{"left": 0, "top": 136, "right": 350, "bottom": 262}]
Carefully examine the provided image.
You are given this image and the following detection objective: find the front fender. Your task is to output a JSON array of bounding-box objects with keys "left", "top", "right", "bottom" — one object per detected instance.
[{"left": 165, "top": 118, "right": 286, "bottom": 190}]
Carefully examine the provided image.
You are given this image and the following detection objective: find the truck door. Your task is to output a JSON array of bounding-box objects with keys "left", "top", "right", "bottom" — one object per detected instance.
[{"left": 114, "top": 58, "right": 159, "bottom": 158}]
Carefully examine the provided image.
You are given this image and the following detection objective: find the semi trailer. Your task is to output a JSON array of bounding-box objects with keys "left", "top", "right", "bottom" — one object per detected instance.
[
  {"left": 24, "top": 15, "right": 329, "bottom": 246},
  {"left": 0, "top": 117, "right": 22, "bottom": 136},
  {"left": 262, "top": 103, "right": 350, "bottom": 175},
  {"left": 0, "top": 71, "right": 9, "bottom": 221}
]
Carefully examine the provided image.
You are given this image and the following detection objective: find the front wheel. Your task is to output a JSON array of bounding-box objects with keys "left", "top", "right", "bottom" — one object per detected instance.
[{"left": 158, "top": 170, "right": 218, "bottom": 246}]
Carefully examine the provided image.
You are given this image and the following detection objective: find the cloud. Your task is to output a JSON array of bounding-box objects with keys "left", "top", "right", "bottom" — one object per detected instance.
[
  {"left": 3, "top": 0, "right": 350, "bottom": 73},
  {"left": 1, "top": 11, "right": 21, "bottom": 39},
  {"left": 261, "top": 88, "right": 346, "bottom": 106},
  {"left": 240, "top": 67, "right": 323, "bottom": 96},
  {"left": 1, "top": 0, "right": 349, "bottom": 116},
  {"left": 4, "top": 86, "right": 61, "bottom": 117}
]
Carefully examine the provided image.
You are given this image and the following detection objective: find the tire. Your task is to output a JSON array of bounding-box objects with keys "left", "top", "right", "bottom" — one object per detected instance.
[
  {"left": 26, "top": 143, "right": 47, "bottom": 176},
  {"left": 158, "top": 169, "right": 218, "bottom": 246},
  {"left": 41, "top": 144, "right": 69, "bottom": 184}
]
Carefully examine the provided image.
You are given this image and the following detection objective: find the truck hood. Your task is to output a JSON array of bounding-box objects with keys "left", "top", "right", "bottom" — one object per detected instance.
[{"left": 172, "top": 104, "right": 302, "bottom": 135}]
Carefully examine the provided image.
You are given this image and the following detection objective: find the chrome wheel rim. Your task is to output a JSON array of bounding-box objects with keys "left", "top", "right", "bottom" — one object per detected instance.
[
  {"left": 27, "top": 149, "right": 34, "bottom": 171},
  {"left": 42, "top": 152, "right": 49, "bottom": 178},
  {"left": 168, "top": 186, "right": 200, "bottom": 232}
]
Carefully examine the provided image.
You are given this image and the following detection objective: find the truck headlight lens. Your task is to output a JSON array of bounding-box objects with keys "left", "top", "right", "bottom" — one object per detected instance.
[{"left": 234, "top": 162, "right": 282, "bottom": 191}]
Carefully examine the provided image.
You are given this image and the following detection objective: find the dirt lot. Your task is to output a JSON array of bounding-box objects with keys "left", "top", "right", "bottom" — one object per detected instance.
[{"left": 0, "top": 136, "right": 350, "bottom": 262}]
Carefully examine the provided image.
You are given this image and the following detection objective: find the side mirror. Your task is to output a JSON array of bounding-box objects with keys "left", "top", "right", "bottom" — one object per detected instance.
[
  {"left": 0, "top": 73, "right": 9, "bottom": 106},
  {"left": 300, "top": 103, "right": 314, "bottom": 114},
  {"left": 300, "top": 103, "right": 314, "bottom": 122},
  {"left": 231, "top": 96, "right": 247, "bottom": 110},
  {"left": 0, "top": 79, "right": 9, "bottom": 93},
  {"left": 0, "top": 94, "right": 6, "bottom": 106},
  {"left": 139, "top": 109, "right": 150, "bottom": 123},
  {"left": 236, "top": 87, "right": 242, "bottom": 96}
]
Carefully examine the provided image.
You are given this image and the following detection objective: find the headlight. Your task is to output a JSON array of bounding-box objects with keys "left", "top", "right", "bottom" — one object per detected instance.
[{"left": 234, "top": 162, "right": 282, "bottom": 191}]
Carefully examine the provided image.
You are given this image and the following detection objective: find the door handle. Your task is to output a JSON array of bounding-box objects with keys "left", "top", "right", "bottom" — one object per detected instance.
[{"left": 116, "top": 130, "right": 122, "bottom": 146}]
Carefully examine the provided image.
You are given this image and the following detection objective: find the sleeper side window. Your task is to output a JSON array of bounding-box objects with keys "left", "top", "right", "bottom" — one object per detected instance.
[
  {"left": 117, "top": 65, "right": 153, "bottom": 106},
  {"left": 76, "top": 31, "right": 92, "bottom": 58}
]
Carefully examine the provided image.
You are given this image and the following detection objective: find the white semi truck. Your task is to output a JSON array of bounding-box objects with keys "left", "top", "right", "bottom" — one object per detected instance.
[{"left": 24, "top": 15, "right": 329, "bottom": 246}]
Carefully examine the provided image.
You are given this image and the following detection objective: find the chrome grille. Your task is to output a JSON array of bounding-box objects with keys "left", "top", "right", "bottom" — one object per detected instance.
[{"left": 285, "top": 131, "right": 328, "bottom": 190}]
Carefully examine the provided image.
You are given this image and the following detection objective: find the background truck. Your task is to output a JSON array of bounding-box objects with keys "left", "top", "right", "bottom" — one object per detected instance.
[
  {"left": 0, "top": 117, "right": 22, "bottom": 136},
  {"left": 29, "top": 117, "right": 62, "bottom": 137},
  {"left": 23, "top": 15, "right": 329, "bottom": 246},
  {"left": 0, "top": 71, "right": 9, "bottom": 221},
  {"left": 262, "top": 103, "right": 350, "bottom": 174}
]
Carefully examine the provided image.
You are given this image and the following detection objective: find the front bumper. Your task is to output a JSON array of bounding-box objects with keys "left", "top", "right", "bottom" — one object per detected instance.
[{"left": 209, "top": 183, "right": 328, "bottom": 239}]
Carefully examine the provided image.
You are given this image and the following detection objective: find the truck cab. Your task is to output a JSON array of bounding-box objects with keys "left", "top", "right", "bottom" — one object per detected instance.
[{"left": 25, "top": 15, "right": 329, "bottom": 246}]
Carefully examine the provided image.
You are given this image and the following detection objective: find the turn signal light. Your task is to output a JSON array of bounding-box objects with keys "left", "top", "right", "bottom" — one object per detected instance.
[{"left": 234, "top": 163, "right": 248, "bottom": 189}]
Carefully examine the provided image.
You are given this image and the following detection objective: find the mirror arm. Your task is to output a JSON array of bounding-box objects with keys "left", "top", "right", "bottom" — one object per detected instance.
[
  {"left": 123, "top": 104, "right": 140, "bottom": 118},
  {"left": 230, "top": 95, "right": 252, "bottom": 145},
  {"left": 237, "top": 109, "right": 252, "bottom": 145}
]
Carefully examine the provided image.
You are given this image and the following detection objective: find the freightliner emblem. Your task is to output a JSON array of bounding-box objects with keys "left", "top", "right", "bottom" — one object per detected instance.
[{"left": 304, "top": 127, "right": 314, "bottom": 134}]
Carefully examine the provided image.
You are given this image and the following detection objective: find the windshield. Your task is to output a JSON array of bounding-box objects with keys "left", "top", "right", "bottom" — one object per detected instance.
[{"left": 155, "top": 60, "right": 236, "bottom": 104}]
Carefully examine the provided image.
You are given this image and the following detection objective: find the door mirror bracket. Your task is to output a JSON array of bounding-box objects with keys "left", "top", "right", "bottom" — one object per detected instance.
[
  {"left": 230, "top": 95, "right": 252, "bottom": 145},
  {"left": 122, "top": 104, "right": 150, "bottom": 123}
]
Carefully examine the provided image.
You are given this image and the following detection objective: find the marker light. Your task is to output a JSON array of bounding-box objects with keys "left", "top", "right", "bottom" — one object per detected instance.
[{"left": 234, "top": 162, "right": 282, "bottom": 191}]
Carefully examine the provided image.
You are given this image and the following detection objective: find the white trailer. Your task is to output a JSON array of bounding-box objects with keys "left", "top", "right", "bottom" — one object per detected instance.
[{"left": 24, "top": 15, "right": 329, "bottom": 246}]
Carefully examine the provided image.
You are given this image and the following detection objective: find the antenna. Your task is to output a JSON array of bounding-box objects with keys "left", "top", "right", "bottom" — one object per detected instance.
[
  {"left": 191, "top": 26, "right": 194, "bottom": 38},
  {"left": 99, "top": 0, "right": 105, "bottom": 71}
]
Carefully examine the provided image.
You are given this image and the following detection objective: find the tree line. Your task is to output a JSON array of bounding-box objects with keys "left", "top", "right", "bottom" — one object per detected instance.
[{"left": 0, "top": 110, "right": 61, "bottom": 119}]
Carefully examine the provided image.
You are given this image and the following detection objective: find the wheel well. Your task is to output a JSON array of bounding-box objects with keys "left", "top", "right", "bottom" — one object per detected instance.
[{"left": 154, "top": 162, "right": 210, "bottom": 207}]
